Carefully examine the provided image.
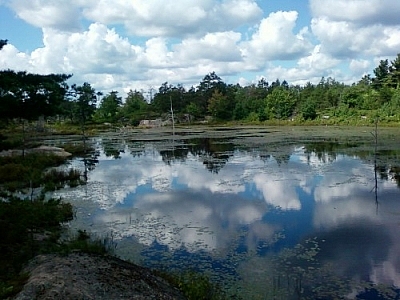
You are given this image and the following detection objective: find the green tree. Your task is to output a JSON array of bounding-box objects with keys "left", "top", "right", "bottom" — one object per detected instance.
[
  {"left": 69, "top": 82, "right": 98, "bottom": 126},
  {"left": 232, "top": 87, "right": 249, "bottom": 120},
  {"left": 184, "top": 86, "right": 204, "bottom": 119},
  {"left": 207, "top": 89, "right": 231, "bottom": 120},
  {"left": 151, "top": 82, "right": 182, "bottom": 114},
  {"left": 0, "top": 70, "right": 20, "bottom": 120},
  {"left": 355, "top": 75, "right": 380, "bottom": 109},
  {"left": 24, "top": 73, "right": 71, "bottom": 119},
  {"left": 93, "top": 91, "right": 121, "bottom": 123},
  {"left": 265, "top": 87, "right": 296, "bottom": 120},
  {"left": 379, "top": 88, "right": 400, "bottom": 118},
  {"left": 378, "top": 85, "right": 394, "bottom": 105},
  {"left": 390, "top": 88, "right": 400, "bottom": 110},
  {"left": 373, "top": 59, "right": 390, "bottom": 89},
  {"left": 185, "top": 102, "right": 202, "bottom": 120},
  {"left": 341, "top": 84, "right": 362, "bottom": 109},
  {"left": 388, "top": 53, "right": 400, "bottom": 88},
  {"left": 0, "top": 70, "right": 71, "bottom": 121},
  {"left": 198, "top": 72, "right": 226, "bottom": 94},
  {"left": 301, "top": 99, "right": 317, "bottom": 120},
  {"left": 268, "top": 79, "right": 281, "bottom": 92},
  {"left": 197, "top": 72, "right": 227, "bottom": 116},
  {"left": 120, "top": 90, "right": 149, "bottom": 125}
]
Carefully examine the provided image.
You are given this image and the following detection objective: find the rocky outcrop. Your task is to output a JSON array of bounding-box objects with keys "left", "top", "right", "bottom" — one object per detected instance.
[
  {"left": 14, "top": 252, "right": 186, "bottom": 300},
  {"left": 0, "top": 146, "right": 71, "bottom": 157}
]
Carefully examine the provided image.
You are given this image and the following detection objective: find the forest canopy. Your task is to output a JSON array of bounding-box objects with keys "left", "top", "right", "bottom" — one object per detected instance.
[{"left": 1, "top": 47, "right": 400, "bottom": 126}]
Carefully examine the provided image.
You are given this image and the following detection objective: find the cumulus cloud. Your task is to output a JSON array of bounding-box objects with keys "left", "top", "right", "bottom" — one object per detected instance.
[
  {"left": 79, "top": 0, "right": 262, "bottom": 38},
  {"left": 311, "top": 17, "right": 400, "bottom": 58},
  {"left": 349, "top": 59, "right": 370, "bottom": 75},
  {"left": 310, "top": 0, "right": 400, "bottom": 26},
  {"left": 0, "top": 44, "right": 31, "bottom": 71},
  {"left": 174, "top": 31, "right": 243, "bottom": 62},
  {"left": 1, "top": 0, "right": 400, "bottom": 94},
  {"left": 242, "top": 11, "right": 312, "bottom": 64},
  {"left": 8, "top": 0, "right": 82, "bottom": 32},
  {"left": 309, "top": 0, "right": 400, "bottom": 60},
  {"left": 1, "top": 23, "right": 147, "bottom": 90},
  {"left": 259, "top": 45, "right": 343, "bottom": 85},
  {"left": 0, "top": 21, "right": 244, "bottom": 93}
]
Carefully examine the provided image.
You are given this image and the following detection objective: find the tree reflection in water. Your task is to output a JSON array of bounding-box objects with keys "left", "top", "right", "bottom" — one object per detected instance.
[{"left": 54, "top": 130, "right": 400, "bottom": 299}]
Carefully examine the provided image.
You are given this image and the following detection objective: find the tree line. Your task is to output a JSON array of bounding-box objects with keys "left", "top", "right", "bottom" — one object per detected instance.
[{"left": 1, "top": 38, "right": 400, "bottom": 127}]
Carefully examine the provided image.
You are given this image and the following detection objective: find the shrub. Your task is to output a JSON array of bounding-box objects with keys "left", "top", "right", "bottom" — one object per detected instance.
[
  {"left": 0, "top": 196, "right": 74, "bottom": 298},
  {"left": 301, "top": 101, "right": 317, "bottom": 120}
]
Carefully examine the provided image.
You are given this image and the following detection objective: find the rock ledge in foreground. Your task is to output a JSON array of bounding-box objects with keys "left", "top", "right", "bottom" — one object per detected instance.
[{"left": 15, "top": 252, "right": 186, "bottom": 300}]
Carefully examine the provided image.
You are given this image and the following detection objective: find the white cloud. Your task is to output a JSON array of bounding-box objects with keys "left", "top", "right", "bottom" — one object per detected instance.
[
  {"left": 349, "top": 59, "right": 370, "bottom": 75},
  {"left": 66, "top": 23, "right": 140, "bottom": 73},
  {"left": 304, "top": 0, "right": 400, "bottom": 85},
  {"left": 9, "top": 0, "right": 82, "bottom": 32},
  {"left": 310, "top": 0, "right": 400, "bottom": 26},
  {"left": 1, "top": 21, "right": 250, "bottom": 93},
  {"left": 5, "top": 0, "right": 262, "bottom": 40},
  {"left": 142, "top": 37, "right": 173, "bottom": 68},
  {"left": 0, "top": 44, "right": 30, "bottom": 71},
  {"left": 214, "top": 0, "right": 263, "bottom": 29},
  {"left": 1, "top": 23, "right": 149, "bottom": 91},
  {"left": 297, "top": 45, "right": 340, "bottom": 71},
  {"left": 80, "top": 0, "right": 262, "bottom": 38},
  {"left": 311, "top": 17, "right": 400, "bottom": 58},
  {"left": 243, "top": 11, "right": 312, "bottom": 64},
  {"left": 83, "top": 0, "right": 211, "bottom": 36},
  {"left": 174, "top": 31, "right": 243, "bottom": 62},
  {"left": 2, "top": 0, "right": 400, "bottom": 94},
  {"left": 260, "top": 45, "right": 342, "bottom": 85}
]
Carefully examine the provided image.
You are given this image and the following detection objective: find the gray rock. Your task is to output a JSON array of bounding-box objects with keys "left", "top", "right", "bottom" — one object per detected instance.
[{"left": 15, "top": 252, "right": 186, "bottom": 300}]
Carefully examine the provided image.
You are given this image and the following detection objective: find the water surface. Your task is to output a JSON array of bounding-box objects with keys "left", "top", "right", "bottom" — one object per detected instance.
[{"left": 54, "top": 126, "right": 400, "bottom": 299}]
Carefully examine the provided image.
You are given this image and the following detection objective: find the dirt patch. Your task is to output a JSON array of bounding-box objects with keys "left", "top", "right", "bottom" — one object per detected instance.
[{"left": 14, "top": 252, "right": 185, "bottom": 300}]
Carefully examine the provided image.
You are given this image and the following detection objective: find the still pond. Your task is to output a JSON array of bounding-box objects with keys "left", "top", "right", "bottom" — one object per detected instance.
[{"left": 52, "top": 126, "right": 400, "bottom": 299}]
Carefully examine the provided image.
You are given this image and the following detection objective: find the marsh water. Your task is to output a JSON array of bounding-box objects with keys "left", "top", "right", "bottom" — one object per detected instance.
[{"left": 52, "top": 126, "right": 400, "bottom": 299}]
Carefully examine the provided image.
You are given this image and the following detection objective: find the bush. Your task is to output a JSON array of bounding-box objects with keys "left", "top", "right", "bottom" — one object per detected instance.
[
  {"left": 0, "top": 196, "right": 74, "bottom": 298},
  {"left": 301, "top": 101, "right": 317, "bottom": 120},
  {"left": 0, "top": 153, "right": 83, "bottom": 192}
]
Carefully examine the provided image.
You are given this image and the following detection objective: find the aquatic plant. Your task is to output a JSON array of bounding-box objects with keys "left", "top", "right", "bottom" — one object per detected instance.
[{"left": 156, "top": 270, "right": 236, "bottom": 300}]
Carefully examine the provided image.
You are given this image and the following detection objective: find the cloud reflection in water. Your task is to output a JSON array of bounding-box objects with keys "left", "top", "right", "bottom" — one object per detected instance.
[{"left": 54, "top": 140, "right": 400, "bottom": 294}]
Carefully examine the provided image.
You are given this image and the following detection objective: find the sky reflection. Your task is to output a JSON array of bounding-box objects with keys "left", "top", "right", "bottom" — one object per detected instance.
[{"left": 55, "top": 137, "right": 400, "bottom": 296}]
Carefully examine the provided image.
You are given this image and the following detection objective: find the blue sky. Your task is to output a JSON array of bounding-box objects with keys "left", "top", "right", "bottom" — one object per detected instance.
[{"left": 1, "top": 0, "right": 400, "bottom": 97}]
